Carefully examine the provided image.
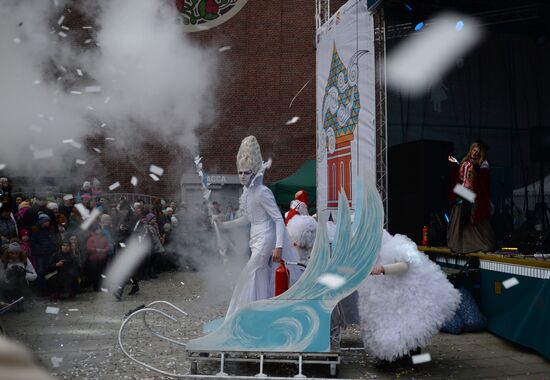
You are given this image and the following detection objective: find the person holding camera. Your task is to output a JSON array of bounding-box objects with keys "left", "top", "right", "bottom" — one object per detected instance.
[{"left": 47, "top": 240, "right": 80, "bottom": 299}]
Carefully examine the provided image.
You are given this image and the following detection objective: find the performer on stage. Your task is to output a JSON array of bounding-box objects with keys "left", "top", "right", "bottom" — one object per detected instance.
[
  {"left": 215, "top": 136, "right": 302, "bottom": 318},
  {"left": 285, "top": 190, "right": 317, "bottom": 264},
  {"left": 447, "top": 140, "right": 496, "bottom": 253},
  {"left": 357, "top": 230, "right": 461, "bottom": 362}
]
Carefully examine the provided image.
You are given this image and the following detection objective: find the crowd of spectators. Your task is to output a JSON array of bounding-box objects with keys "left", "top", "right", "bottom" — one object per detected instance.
[{"left": 0, "top": 176, "right": 185, "bottom": 309}]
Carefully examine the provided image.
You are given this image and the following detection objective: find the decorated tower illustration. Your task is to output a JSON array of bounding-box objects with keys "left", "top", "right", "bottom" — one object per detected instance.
[{"left": 321, "top": 44, "right": 365, "bottom": 208}]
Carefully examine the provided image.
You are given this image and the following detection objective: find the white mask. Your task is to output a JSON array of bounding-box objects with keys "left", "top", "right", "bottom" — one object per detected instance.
[{"left": 238, "top": 168, "right": 254, "bottom": 187}]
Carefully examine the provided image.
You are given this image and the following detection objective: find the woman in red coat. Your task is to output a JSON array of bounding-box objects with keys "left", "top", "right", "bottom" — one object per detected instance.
[
  {"left": 447, "top": 140, "right": 496, "bottom": 253},
  {"left": 85, "top": 224, "right": 109, "bottom": 291}
]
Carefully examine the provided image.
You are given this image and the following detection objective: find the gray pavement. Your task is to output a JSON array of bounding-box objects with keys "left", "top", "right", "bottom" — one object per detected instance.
[{"left": 1, "top": 268, "right": 549, "bottom": 379}]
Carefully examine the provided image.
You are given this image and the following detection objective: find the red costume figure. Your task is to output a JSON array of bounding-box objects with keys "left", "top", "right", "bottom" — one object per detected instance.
[
  {"left": 284, "top": 190, "right": 309, "bottom": 225},
  {"left": 447, "top": 140, "right": 496, "bottom": 253}
]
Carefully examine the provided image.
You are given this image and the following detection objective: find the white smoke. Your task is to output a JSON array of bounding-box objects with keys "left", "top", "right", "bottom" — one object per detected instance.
[{"left": 0, "top": 0, "right": 217, "bottom": 175}]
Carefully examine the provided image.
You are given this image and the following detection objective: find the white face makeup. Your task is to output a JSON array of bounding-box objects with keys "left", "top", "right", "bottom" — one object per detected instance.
[{"left": 238, "top": 168, "right": 254, "bottom": 186}]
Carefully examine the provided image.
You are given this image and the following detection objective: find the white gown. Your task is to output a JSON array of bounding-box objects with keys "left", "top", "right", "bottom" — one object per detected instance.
[{"left": 223, "top": 174, "right": 302, "bottom": 318}]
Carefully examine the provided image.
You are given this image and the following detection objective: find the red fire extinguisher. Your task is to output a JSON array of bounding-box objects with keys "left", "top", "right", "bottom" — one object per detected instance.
[
  {"left": 422, "top": 226, "right": 429, "bottom": 246},
  {"left": 274, "top": 259, "right": 289, "bottom": 296}
]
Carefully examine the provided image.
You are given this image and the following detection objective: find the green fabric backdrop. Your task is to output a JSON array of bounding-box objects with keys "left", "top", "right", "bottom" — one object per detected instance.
[{"left": 269, "top": 160, "right": 316, "bottom": 211}]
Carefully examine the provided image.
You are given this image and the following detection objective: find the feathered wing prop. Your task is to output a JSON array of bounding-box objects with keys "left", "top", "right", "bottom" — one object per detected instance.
[{"left": 186, "top": 177, "right": 383, "bottom": 353}]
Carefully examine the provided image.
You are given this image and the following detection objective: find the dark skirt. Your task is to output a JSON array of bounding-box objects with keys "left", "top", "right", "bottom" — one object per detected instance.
[{"left": 447, "top": 202, "right": 496, "bottom": 254}]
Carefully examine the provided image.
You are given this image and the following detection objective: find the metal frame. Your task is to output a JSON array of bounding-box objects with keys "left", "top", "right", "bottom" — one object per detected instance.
[
  {"left": 315, "top": 0, "right": 331, "bottom": 29},
  {"left": 373, "top": 7, "right": 389, "bottom": 228}
]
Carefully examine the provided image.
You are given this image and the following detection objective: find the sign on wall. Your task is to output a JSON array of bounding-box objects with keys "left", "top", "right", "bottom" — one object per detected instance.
[
  {"left": 316, "top": 0, "right": 376, "bottom": 219},
  {"left": 176, "top": 0, "right": 249, "bottom": 32}
]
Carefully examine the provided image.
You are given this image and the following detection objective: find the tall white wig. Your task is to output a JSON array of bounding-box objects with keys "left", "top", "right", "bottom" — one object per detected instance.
[{"left": 237, "top": 136, "right": 263, "bottom": 174}]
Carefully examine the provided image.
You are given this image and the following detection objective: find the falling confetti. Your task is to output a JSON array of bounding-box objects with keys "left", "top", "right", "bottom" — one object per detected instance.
[
  {"left": 45, "top": 306, "right": 60, "bottom": 315},
  {"left": 62, "top": 139, "right": 82, "bottom": 149},
  {"left": 411, "top": 352, "right": 431, "bottom": 364},
  {"left": 93, "top": 147, "right": 101, "bottom": 153},
  {"left": 101, "top": 274, "right": 107, "bottom": 279},
  {"left": 76, "top": 69, "right": 83, "bottom": 76},
  {"left": 149, "top": 173, "right": 160, "bottom": 182},
  {"left": 80, "top": 208, "right": 102, "bottom": 231},
  {"left": 61, "top": 25, "right": 69, "bottom": 31},
  {"left": 82, "top": 25, "right": 93, "bottom": 29},
  {"left": 285, "top": 116, "right": 300, "bottom": 125},
  {"left": 100, "top": 123, "right": 106, "bottom": 128},
  {"left": 119, "top": 242, "right": 126, "bottom": 248},
  {"left": 130, "top": 176, "right": 138, "bottom": 186},
  {"left": 57, "top": 15, "right": 65, "bottom": 25},
  {"left": 0, "top": 164, "right": 6, "bottom": 170},
  {"left": 33, "top": 148, "right": 54, "bottom": 160},
  {"left": 180, "top": 282, "right": 185, "bottom": 286},
  {"left": 149, "top": 164, "right": 164, "bottom": 176},
  {"left": 386, "top": 12, "right": 481, "bottom": 95},
  {"left": 105, "top": 137, "right": 115, "bottom": 141},
  {"left": 104, "top": 96, "right": 111, "bottom": 103},
  {"left": 68, "top": 309, "right": 79, "bottom": 312},
  {"left": 58, "top": 31, "right": 67, "bottom": 38},
  {"left": 85, "top": 85, "right": 101, "bottom": 93},
  {"left": 84, "top": 39, "right": 93, "bottom": 44},
  {"left": 51, "top": 356, "right": 63, "bottom": 368},
  {"left": 74, "top": 203, "right": 90, "bottom": 219},
  {"left": 317, "top": 273, "right": 346, "bottom": 289},
  {"left": 103, "top": 237, "right": 151, "bottom": 292},
  {"left": 502, "top": 277, "right": 519, "bottom": 289},
  {"left": 108, "top": 182, "right": 120, "bottom": 191},
  {"left": 13, "top": 37, "right": 21, "bottom": 44},
  {"left": 101, "top": 288, "right": 108, "bottom": 293},
  {"left": 75, "top": 159, "right": 86, "bottom": 165},
  {"left": 218, "top": 45, "right": 231, "bottom": 52},
  {"left": 70, "top": 91, "right": 82, "bottom": 95},
  {"left": 453, "top": 184, "right": 476, "bottom": 203}
]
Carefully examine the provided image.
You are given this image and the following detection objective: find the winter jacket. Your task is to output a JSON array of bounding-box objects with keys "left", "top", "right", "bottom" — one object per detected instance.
[
  {"left": 0, "top": 216, "right": 17, "bottom": 240},
  {"left": 86, "top": 234, "right": 109, "bottom": 262},
  {"left": 30, "top": 227, "right": 57, "bottom": 258}
]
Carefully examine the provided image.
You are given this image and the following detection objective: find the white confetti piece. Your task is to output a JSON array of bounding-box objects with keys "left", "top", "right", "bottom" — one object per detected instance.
[
  {"left": 34, "top": 148, "right": 54, "bottom": 160},
  {"left": 109, "top": 182, "right": 120, "bottom": 191},
  {"left": 100, "top": 123, "right": 106, "bottom": 128},
  {"left": 104, "top": 96, "right": 111, "bottom": 103},
  {"left": 0, "top": 164, "right": 6, "bottom": 170},
  {"left": 317, "top": 273, "right": 346, "bottom": 289},
  {"left": 130, "top": 176, "right": 138, "bottom": 186},
  {"left": 80, "top": 208, "right": 102, "bottom": 231},
  {"left": 76, "top": 69, "right": 83, "bottom": 76},
  {"left": 13, "top": 37, "right": 21, "bottom": 44},
  {"left": 502, "top": 277, "right": 519, "bottom": 289},
  {"left": 411, "top": 352, "right": 431, "bottom": 364},
  {"left": 30, "top": 125, "right": 42, "bottom": 132},
  {"left": 33, "top": 80, "right": 41, "bottom": 85},
  {"left": 93, "top": 147, "right": 101, "bottom": 153},
  {"left": 82, "top": 25, "right": 93, "bottom": 29},
  {"left": 119, "top": 242, "right": 126, "bottom": 248},
  {"left": 84, "top": 39, "right": 93, "bottom": 44},
  {"left": 453, "top": 184, "right": 476, "bottom": 203},
  {"left": 180, "top": 282, "right": 185, "bottom": 286},
  {"left": 149, "top": 173, "right": 160, "bottom": 182},
  {"left": 87, "top": 106, "right": 94, "bottom": 110},
  {"left": 51, "top": 356, "right": 63, "bottom": 368},
  {"left": 85, "top": 85, "right": 101, "bottom": 93},
  {"left": 285, "top": 116, "right": 300, "bottom": 125},
  {"left": 101, "top": 274, "right": 107, "bottom": 279},
  {"left": 61, "top": 25, "right": 69, "bottom": 31},
  {"left": 101, "top": 288, "right": 108, "bottom": 293},
  {"left": 62, "top": 139, "right": 82, "bottom": 149},
  {"left": 218, "top": 45, "right": 231, "bottom": 52},
  {"left": 387, "top": 13, "right": 481, "bottom": 95},
  {"left": 75, "top": 159, "right": 86, "bottom": 165},
  {"left": 46, "top": 306, "right": 60, "bottom": 315},
  {"left": 68, "top": 308, "right": 79, "bottom": 312},
  {"left": 149, "top": 164, "right": 164, "bottom": 176},
  {"left": 74, "top": 203, "right": 90, "bottom": 219},
  {"left": 105, "top": 137, "right": 115, "bottom": 141},
  {"left": 58, "top": 31, "right": 67, "bottom": 38},
  {"left": 57, "top": 15, "right": 65, "bottom": 25},
  {"left": 194, "top": 155, "right": 202, "bottom": 165},
  {"left": 71, "top": 91, "right": 82, "bottom": 95},
  {"left": 58, "top": 65, "right": 67, "bottom": 73}
]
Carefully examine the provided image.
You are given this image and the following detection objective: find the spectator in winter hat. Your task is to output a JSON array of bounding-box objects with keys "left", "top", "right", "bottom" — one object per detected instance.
[
  {"left": 0, "top": 208, "right": 17, "bottom": 242},
  {"left": 30, "top": 213, "right": 57, "bottom": 290}
]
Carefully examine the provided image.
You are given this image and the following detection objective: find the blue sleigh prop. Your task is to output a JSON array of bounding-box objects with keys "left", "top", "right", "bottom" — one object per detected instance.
[{"left": 118, "top": 179, "right": 383, "bottom": 377}]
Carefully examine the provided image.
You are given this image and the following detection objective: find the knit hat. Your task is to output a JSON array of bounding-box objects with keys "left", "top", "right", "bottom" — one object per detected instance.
[
  {"left": 7, "top": 242, "right": 22, "bottom": 253},
  {"left": 82, "top": 181, "right": 91, "bottom": 190},
  {"left": 236, "top": 136, "right": 263, "bottom": 174},
  {"left": 144, "top": 213, "right": 156, "bottom": 223},
  {"left": 46, "top": 202, "right": 58, "bottom": 211},
  {"left": 63, "top": 194, "right": 74, "bottom": 201},
  {"left": 38, "top": 213, "right": 50, "bottom": 224}
]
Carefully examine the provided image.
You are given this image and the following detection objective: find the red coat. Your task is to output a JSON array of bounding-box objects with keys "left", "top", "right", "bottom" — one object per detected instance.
[
  {"left": 449, "top": 161, "right": 491, "bottom": 224},
  {"left": 86, "top": 233, "right": 109, "bottom": 261}
]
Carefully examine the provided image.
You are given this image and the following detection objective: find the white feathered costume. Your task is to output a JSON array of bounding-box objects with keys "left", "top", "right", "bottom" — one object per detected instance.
[
  {"left": 357, "top": 230, "right": 461, "bottom": 361},
  {"left": 286, "top": 214, "right": 317, "bottom": 264}
]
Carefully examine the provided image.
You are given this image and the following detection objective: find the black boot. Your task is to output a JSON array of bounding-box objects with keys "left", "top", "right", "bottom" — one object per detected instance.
[{"left": 128, "top": 283, "right": 140, "bottom": 295}]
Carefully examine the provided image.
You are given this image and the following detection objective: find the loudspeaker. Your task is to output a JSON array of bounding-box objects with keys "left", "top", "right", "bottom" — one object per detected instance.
[
  {"left": 529, "top": 127, "right": 550, "bottom": 162},
  {"left": 388, "top": 140, "right": 454, "bottom": 245}
]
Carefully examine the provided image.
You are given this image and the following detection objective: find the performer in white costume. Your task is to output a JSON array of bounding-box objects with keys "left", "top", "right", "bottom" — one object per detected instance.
[
  {"left": 357, "top": 230, "right": 461, "bottom": 362},
  {"left": 217, "top": 136, "right": 302, "bottom": 318}
]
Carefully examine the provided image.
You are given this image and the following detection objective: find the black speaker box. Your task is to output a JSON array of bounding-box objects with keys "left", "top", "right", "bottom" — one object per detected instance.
[{"left": 388, "top": 140, "right": 454, "bottom": 245}]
